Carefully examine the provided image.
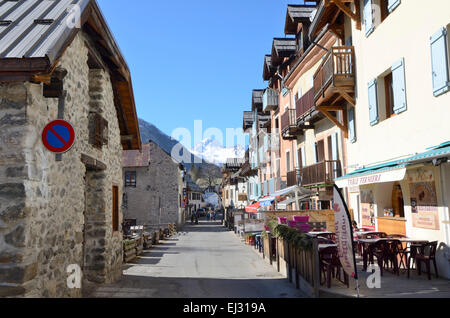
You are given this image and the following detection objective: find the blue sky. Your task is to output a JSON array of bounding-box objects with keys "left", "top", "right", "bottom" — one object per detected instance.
[{"left": 97, "top": 0, "right": 307, "bottom": 148}]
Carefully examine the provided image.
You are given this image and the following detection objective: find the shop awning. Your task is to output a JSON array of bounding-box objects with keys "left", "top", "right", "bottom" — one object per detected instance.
[
  {"left": 245, "top": 202, "right": 260, "bottom": 213},
  {"left": 335, "top": 160, "right": 407, "bottom": 189},
  {"left": 276, "top": 198, "right": 297, "bottom": 210},
  {"left": 260, "top": 196, "right": 276, "bottom": 207},
  {"left": 399, "top": 143, "right": 450, "bottom": 164}
]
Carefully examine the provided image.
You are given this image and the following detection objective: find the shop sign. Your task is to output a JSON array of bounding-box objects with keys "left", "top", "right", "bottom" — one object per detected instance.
[
  {"left": 408, "top": 168, "right": 440, "bottom": 230},
  {"left": 336, "top": 168, "right": 406, "bottom": 188}
]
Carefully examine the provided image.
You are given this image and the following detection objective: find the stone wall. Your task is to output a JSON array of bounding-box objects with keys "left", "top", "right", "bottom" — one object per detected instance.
[
  {"left": 0, "top": 31, "right": 123, "bottom": 297},
  {"left": 123, "top": 141, "right": 183, "bottom": 228}
]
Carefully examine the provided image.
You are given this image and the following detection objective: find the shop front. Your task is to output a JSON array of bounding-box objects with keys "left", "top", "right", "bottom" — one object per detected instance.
[{"left": 336, "top": 145, "right": 450, "bottom": 279}]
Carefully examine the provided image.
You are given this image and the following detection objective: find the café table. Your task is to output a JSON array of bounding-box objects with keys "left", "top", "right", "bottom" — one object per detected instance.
[
  {"left": 318, "top": 244, "right": 338, "bottom": 251},
  {"left": 308, "top": 231, "right": 333, "bottom": 237},
  {"left": 358, "top": 238, "right": 391, "bottom": 270}
]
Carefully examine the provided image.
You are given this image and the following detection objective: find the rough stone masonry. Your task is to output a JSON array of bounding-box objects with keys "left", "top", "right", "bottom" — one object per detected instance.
[{"left": 0, "top": 32, "right": 124, "bottom": 297}]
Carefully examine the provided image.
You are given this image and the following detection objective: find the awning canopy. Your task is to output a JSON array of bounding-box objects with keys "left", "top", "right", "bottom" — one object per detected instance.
[
  {"left": 336, "top": 142, "right": 450, "bottom": 188},
  {"left": 260, "top": 196, "right": 276, "bottom": 207},
  {"left": 335, "top": 160, "right": 407, "bottom": 188},
  {"left": 399, "top": 143, "right": 450, "bottom": 164},
  {"left": 245, "top": 202, "right": 260, "bottom": 213}
]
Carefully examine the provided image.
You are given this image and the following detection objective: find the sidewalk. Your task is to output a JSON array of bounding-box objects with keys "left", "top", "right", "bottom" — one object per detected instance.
[{"left": 319, "top": 259, "right": 450, "bottom": 298}]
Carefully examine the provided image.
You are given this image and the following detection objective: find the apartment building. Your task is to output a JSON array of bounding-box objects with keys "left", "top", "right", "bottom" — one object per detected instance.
[{"left": 308, "top": 0, "right": 450, "bottom": 278}]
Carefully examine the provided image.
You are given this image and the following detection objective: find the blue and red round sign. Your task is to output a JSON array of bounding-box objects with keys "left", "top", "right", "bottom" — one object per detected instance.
[{"left": 42, "top": 120, "right": 75, "bottom": 154}]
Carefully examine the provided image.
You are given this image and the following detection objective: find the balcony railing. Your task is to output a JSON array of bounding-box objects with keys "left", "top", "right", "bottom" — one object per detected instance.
[
  {"left": 296, "top": 88, "right": 315, "bottom": 120},
  {"left": 287, "top": 169, "right": 301, "bottom": 187},
  {"left": 281, "top": 108, "right": 297, "bottom": 133},
  {"left": 263, "top": 89, "right": 279, "bottom": 112},
  {"left": 313, "top": 46, "right": 355, "bottom": 103},
  {"left": 300, "top": 160, "right": 342, "bottom": 187}
]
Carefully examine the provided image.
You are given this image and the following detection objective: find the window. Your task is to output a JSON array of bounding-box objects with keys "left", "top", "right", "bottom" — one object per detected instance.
[
  {"left": 364, "top": 0, "right": 401, "bottom": 36},
  {"left": 348, "top": 108, "right": 356, "bottom": 143},
  {"left": 89, "top": 112, "right": 108, "bottom": 148},
  {"left": 286, "top": 150, "right": 291, "bottom": 172},
  {"left": 112, "top": 186, "right": 119, "bottom": 232},
  {"left": 125, "top": 171, "right": 136, "bottom": 187},
  {"left": 369, "top": 58, "right": 407, "bottom": 125},
  {"left": 430, "top": 27, "right": 450, "bottom": 97}
]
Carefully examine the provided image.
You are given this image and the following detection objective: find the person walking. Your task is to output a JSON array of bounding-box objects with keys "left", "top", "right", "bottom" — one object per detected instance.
[{"left": 213, "top": 211, "right": 217, "bottom": 221}]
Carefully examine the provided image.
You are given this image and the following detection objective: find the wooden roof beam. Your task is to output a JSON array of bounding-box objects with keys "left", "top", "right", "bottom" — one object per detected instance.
[{"left": 332, "top": 0, "right": 361, "bottom": 30}]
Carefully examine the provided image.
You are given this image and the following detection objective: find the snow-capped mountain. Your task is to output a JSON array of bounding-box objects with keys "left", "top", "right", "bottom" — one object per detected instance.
[{"left": 191, "top": 138, "right": 245, "bottom": 166}]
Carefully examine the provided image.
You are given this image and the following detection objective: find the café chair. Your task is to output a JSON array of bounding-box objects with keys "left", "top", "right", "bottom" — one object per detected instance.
[
  {"left": 320, "top": 246, "right": 349, "bottom": 289},
  {"left": 416, "top": 241, "right": 439, "bottom": 280}
]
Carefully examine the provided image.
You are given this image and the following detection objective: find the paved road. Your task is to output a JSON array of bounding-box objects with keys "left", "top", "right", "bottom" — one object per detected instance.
[{"left": 89, "top": 220, "right": 305, "bottom": 298}]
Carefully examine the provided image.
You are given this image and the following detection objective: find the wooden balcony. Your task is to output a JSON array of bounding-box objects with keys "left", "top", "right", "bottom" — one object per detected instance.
[
  {"left": 300, "top": 160, "right": 342, "bottom": 187},
  {"left": 263, "top": 89, "right": 279, "bottom": 112},
  {"left": 287, "top": 169, "right": 301, "bottom": 187},
  {"left": 281, "top": 109, "right": 301, "bottom": 140},
  {"left": 296, "top": 88, "right": 315, "bottom": 120},
  {"left": 313, "top": 46, "right": 355, "bottom": 108}
]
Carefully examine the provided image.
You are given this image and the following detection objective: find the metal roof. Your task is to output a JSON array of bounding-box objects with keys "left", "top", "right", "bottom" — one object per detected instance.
[
  {"left": 0, "top": 0, "right": 90, "bottom": 61},
  {"left": 0, "top": 0, "right": 142, "bottom": 151}
]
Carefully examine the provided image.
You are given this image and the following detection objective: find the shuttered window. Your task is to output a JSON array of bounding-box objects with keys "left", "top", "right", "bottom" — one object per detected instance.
[
  {"left": 364, "top": 0, "right": 374, "bottom": 37},
  {"left": 348, "top": 108, "right": 356, "bottom": 143},
  {"left": 391, "top": 58, "right": 407, "bottom": 114},
  {"left": 125, "top": 171, "right": 137, "bottom": 187},
  {"left": 368, "top": 79, "right": 379, "bottom": 126},
  {"left": 387, "top": 0, "right": 401, "bottom": 13},
  {"left": 430, "top": 27, "right": 450, "bottom": 97},
  {"left": 89, "top": 112, "right": 109, "bottom": 148}
]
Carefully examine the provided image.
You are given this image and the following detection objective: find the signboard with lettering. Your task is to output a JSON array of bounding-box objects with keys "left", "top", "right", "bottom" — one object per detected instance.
[
  {"left": 408, "top": 168, "right": 439, "bottom": 230},
  {"left": 336, "top": 168, "right": 406, "bottom": 189},
  {"left": 360, "top": 189, "right": 376, "bottom": 231}
]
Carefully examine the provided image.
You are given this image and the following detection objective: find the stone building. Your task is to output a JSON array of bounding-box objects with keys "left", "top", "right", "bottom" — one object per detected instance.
[
  {"left": 185, "top": 174, "right": 204, "bottom": 216},
  {"left": 123, "top": 142, "right": 186, "bottom": 228},
  {"left": 0, "top": 0, "right": 141, "bottom": 297}
]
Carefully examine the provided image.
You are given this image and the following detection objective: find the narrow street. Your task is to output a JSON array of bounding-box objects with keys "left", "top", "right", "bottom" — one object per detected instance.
[{"left": 89, "top": 218, "right": 305, "bottom": 298}]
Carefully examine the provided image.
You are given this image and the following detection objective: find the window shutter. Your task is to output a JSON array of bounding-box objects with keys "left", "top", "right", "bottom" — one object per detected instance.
[
  {"left": 348, "top": 108, "right": 356, "bottom": 143},
  {"left": 392, "top": 58, "right": 407, "bottom": 114},
  {"left": 368, "top": 79, "right": 379, "bottom": 126},
  {"left": 332, "top": 133, "right": 339, "bottom": 160},
  {"left": 364, "top": 0, "right": 374, "bottom": 37},
  {"left": 387, "top": 0, "right": 401, "bottom": 13},
  {"left": 301, "top": 147, "right": 306, "bottom": 168},
  {"left": 430, "top": 27, "right": 450, "bottom": 97},
  {"left": 312, "top": 142, "right": 318, "bottom": 164}
]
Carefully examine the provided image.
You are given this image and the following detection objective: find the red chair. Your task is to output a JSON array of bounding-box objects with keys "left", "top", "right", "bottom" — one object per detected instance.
[{"left": 416, "top": 241, "right": 439, "bottom": 280}]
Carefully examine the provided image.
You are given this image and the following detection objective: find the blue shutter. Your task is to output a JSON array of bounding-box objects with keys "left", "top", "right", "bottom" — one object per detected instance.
[
  {"left": 348, "top": 108, "right": 356, "bottom": 143},
  {"left": 430, "top": 27, "right": 450, "bottom": 97},
  {"left": 388, "top": 0, "right": 401, "bottom": 13},
  {"left": 392, "top": 58, "right": 407, "bottom": 114},
  {"left": 364, "top": 0, "right": 374, "bottom": 37},
  {"left": 368, "top": 79, "right": 379, "bottom": 126}
]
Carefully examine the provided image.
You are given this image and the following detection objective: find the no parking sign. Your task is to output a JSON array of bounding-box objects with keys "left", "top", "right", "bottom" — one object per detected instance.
[{"left": 42, "top": 120, "right": 75, "bottom": 154}]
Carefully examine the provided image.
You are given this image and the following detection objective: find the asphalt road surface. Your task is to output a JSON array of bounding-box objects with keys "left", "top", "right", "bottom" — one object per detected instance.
[{"left": 89, "top": 219, "right": 305, "bottom": 298}]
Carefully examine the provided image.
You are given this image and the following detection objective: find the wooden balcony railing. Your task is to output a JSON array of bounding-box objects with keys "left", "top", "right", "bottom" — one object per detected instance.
[
  {"left": 296, "top": 88, "right": 315, "bottom": 120},
  {"left": 281, "top": 108, "right": 297, "bottom": 133},
  {"left": 300, "top": 160, "right": 342, "bottom": 187},
  {"left": 313, "top": 46, "right": 355, "bottom": 103},
  {"left": 287, "top": 169, "right": 301, "bottom": 187},
  {"left": 263, "top": 89, "right": 279, "bottom": 112}
]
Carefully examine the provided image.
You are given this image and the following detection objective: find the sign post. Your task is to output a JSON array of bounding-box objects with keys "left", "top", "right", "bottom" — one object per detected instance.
[{"left": 42, "top": 120, "right": 75, "bottom": 154}]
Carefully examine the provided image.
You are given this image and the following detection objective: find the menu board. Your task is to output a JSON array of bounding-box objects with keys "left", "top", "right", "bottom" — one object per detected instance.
[
  {"left": 408, "top": 168, "right": 440, "bottom": 230},
  {"left": 360, "top": 189, "right": 376, "bottom": 231}
]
